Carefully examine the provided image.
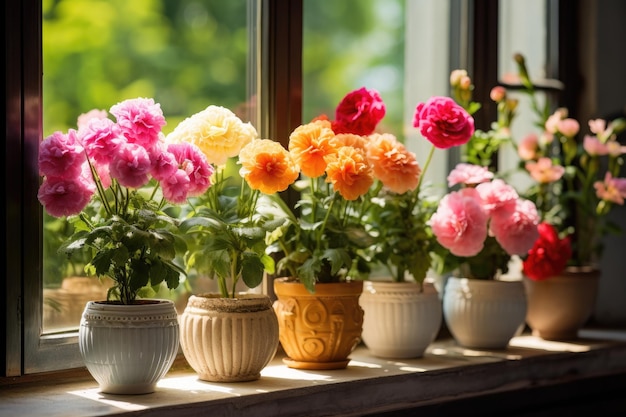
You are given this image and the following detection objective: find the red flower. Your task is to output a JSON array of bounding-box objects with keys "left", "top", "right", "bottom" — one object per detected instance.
[
  {"left": 412, "top": 96, "right": 475, "bottom": 149},
  {"left": 522, "top": 222, "right": 572, "bottom": 281},
  {"left": 333, "top": 87, "right": 386, "bottom": 135}
]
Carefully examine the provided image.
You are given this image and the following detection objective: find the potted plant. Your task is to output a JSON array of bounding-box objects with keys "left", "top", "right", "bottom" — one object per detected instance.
[
  {"left": 432, "top": 162, "right": 540, "bottom": 349},
  {"left": 506, "top": 53, "right": 626, "bottom": 339},
  {"left": 37, "top": 97, "right": 214, "bottom": 394},
  {"left": 169, "top": 106, "right": 296, "bottom": 382},
  {"left": 359, "top": 92, "right": 475, "bottom": 359}
]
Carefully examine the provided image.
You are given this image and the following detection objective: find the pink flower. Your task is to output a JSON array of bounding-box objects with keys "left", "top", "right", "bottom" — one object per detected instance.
[
  {"left": 544, "top": 108, "right": 567, "bottom": 134},
  {"left": 109, "top": 97, "right": 166, "bottom": 149},
  {"left": 413, "top": 96, "right": 475, "bottom": 149},
  {"left": 161, "top": 170, "right": 192, "bottom": 204},
  {"left": 77, "top": 109, "right": 108, "bottom": 130},
  {"left": 607, "top": 141, "right": 626, "bottom": 157},
  {"left": 37, "top": 175, "right": 95, "bottom": 218},
  {"left": 525, "top": 157, "right": 565, "bottom": 184},
  {"left": 518, "top": 133, "right": 539, "bottom": 161},
  {"left": 476, "top": 178, "right": 518, "bottom": 217},
  {"left": 594, "top": 172, "right": 626, "bottom": 205},
  {"left": 332, "top": 87, "right": 386, "bottom": 136},
  {"left": 109, "top": 142, "right": 152, "bottom": 189},
  {"left": 490, "top": 86, "right": 506, "bottom": 103},
  {"left": 583, "top": 135, "right": 609, "bottom": 156},
  {"left": 588, "top": 119, "right": 607, "bottom": 136},
  {"left": 38, "top": 130, "right": 86, "bottom": 179},
  {"left": 149, "top": 142, "right": 179, "bottom": 182},
  {"left": 490, "top": 199, "right": 540, "bottom": 255},
  {"left": 79, "top": 117, "right": 123, "bottom": 165},
  {"left": 167, "top": 142, "right": 214, "bottom": 197},
  {"left": 556, "top": 118, "right": 580, "bottom": 137},
  {"left": 430, "top": 188, "right": 488, "bottom": 257},
  {"left": 447, "top": 163, "right": 493, "bottom": 187}
]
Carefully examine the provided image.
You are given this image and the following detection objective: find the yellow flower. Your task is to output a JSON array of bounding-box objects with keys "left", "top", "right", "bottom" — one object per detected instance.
[
  {"left": 239, "top": 139, "right": 299, "bottom": 194},
  {"left": 288, "top": 120, "right": 337, "bottom": 178},
  {"left": 166, "top": 105, "right": 257, "bottom": 166}
]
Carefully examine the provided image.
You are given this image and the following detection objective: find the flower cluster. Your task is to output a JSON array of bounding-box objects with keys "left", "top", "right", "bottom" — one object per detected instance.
[
  {"left": 38, "top": 97, "right": 213, "bottom": 304},
  {"left": 171, "top": 106, "right": 297, "bottom": 298},
  {"left": 510, "top": 53, "right": 626, "bottom": 271},
  {"left": 430, "top": 163, "right": 540, "bottom": 279}
]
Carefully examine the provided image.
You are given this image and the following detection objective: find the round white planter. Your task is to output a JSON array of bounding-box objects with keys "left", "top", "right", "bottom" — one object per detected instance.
[
  {"left": 79, "top": 299, "right": 179, "bottom": 394},
  {"left": 360, "top": 280, "right": 442, "bottom": 358},
  {"left": 179, "top": 293, "right": 279, "bottom": 382},
  {"left": 443, "top": 277, "right": 526, "bottom": 349}
]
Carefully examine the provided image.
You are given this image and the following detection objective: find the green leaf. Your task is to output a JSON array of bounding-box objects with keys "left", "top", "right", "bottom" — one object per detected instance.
[{"left": 241, "top": 252, "right": 265, "bottom": 289}]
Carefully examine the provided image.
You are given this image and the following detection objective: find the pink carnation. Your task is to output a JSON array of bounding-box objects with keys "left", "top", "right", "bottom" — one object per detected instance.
[
  {"left": 333, "top": 87, "right": 386, "bottom": 136},
  {"left": 556, "top": 118, "right": 580, "bottom": 137},
  {"left": 109, "top": 97, "right": 166, "bottom": 149},
  {"left": 161, "top": 170, "right": 192, "bottom": 204},
  {"left": 525, "top": 157, "right": 565, "bottom": 184},
  {"left": 79, "top": 117, "right": 123, "bottom": 165},
  {"left": 594, "top": 172, "right": 626, "bottom": 205},
  {"left": 413, "top": 96, "right": 475, "bottom": 149},
  {"left": 38, "top": 130, "right": 85, "bottom": 179},
  {"left": 447, "top": 163, "right": 494, "bottom": 187},
  {"left": 430, "top": 188, "right": 488, "bottom": 257},
  {"left": 490, "top": 199, "right": 540, "bottom": 255},
  {"left": 77, "top": 109, "right": 108, "bottom": 131},
  {"left": 518, "top": 133, "right": 539, "bottom": 161},
  {"left": 167, "top": 142, "right": 214, "bottom": 197},
  {"left": 475, "top": 178, "right": 518, "bottom": 216},
  {"left": 109, "top": 142, "right": 152, "bottom": 189},
  {"left": 149, "top": 142, "right": 179, "bottom": 182},
  {"left": 37, "top": 175, "right": 95, "bottom": 218}
]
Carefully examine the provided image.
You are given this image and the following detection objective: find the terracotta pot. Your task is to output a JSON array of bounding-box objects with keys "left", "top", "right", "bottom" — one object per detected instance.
[
  {"left": 524, "top": 266, "right": 600, "bottom": 340},
  {"left": 179, "top": 293, "right": 279, "bottom": 382},
  {"left": 79, "top": 299, "right": 179, "bottom": 394},
  {"left": 443, "top": 277, "right": 527, "bottom": 349},
  {"left": 360, "top": 280, "right": 442, "bottom": 358},
  {"left": 273, "top": 277, "right": 364, "bottom": 370}
]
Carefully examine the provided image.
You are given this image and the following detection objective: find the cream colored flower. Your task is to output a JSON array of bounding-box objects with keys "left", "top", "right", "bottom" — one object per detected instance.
[{"left": 166, "top": 105, "right": 258, "bottom": 166}]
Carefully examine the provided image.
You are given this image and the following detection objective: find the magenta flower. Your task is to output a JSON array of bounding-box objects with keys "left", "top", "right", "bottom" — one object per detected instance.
[
  {"left": 490, "top": 199, "right": 540, "bottom": 255},
  {"left": 167, "top": 142, "right": 214, "bottom": 197},
  {"left": 79, "top": 117, "right": 123, "bottom": 165},
  {"left": 149, "top": 142, "right": 179, "bottom": 182},
  {"left": 109, "top": 142, "right": 152, "bottom": 189},
  {"left": 333, "top": 87, "right": 386, "bottom": 136},
  {"left": 109, "top": 97, "right": 166, "bottom": 149},
  {"left": 413, "top": 96, "right": 475, "bottom": 149},
  {"left": 447, "top": 163, "right": 493, "bottom": 187},
  {"left": 161, "top": 170, "right": 193, "bottom": 204},
  {"left": 430, "top": 188, "right": 488, "bottom": 257},
  {"left": 37, "top": 175, "right": 95, "bottom": 218},
  {"left": 38, "top": 130, "right": 85, "bottom": 179}
]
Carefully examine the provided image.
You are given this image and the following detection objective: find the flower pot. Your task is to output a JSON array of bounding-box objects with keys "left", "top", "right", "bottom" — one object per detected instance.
[
  {"left": 179, "top": 293, "right": 279, "bottom": 382},
  {"left": 443, "top": 277, "right": 527, "bottom": 349},
  {"left": 524, "top": 266, "right": 600, "bottom": 340},
  {"left": 78, "top": 299, "right": 179, "bottom": 394},
  {"left": 360, "top": 280, "right": 442, "bottom": 358},
  {"left": 273, "top": 277, "right": 364, "bottom": 370}
]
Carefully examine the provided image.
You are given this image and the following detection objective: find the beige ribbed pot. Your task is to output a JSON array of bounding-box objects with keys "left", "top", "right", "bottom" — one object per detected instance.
[
  {"left": 179, "top": 293, "right": 279, "bottom": 382},
  {"left": 524, "top": 266, "right": 600, "bottom": 340},
  {"left": 360, "top": 280, "right": 442, "bottom": 358},
  {"left": 273, "top": 277, "right": 364, "bottom": 370},
  {"left": 443, "top": 277, "right": 527, "bottom": 349}
]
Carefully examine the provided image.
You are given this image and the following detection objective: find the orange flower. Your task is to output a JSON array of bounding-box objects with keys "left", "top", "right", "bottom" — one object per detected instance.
[
  {"left": 325, "top": 146, "right": 373, "bottom": 200},
  {"left": 334, "top": 133, "right": 367, "bottom": 151},
  {"left": 366, "top": 133, "right": 421, "bottom": 194},
  {"left": 239, "top": 139, "right": 299, "bottom": 194},
  {"left": 288, "top": 120, "right": 337, "bottom": 178}
]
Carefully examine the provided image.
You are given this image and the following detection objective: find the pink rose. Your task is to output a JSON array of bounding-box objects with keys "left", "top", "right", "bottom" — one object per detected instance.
[
  {"left": 109, "top": 142, "right": 152, "bottom": 189},
  {"left": 490, "top": 199, "right": 540, "bottom": 255},
  {"left": 333, "top": 87, "right": 386, "bottom": 136},
  {"left": 413, "top": 96, "right": 475, "bottom": 149},
  {"left": 110, "top": 97, "right": 166, "bottom": 149},
  {"left": 447, "top": 163, "right": 493, "bottom": 187},
  {"left": 38, "top": 130, "right": 85, "bottom": 179},
  {"left": 430, "top": 188, "right": 488, "bottom": 257},
  {"left": 37, "top": 175, "right": 95, "bottom": 218}
]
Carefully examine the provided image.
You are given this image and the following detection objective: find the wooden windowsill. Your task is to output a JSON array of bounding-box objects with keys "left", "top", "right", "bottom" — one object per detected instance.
[{"left": 2, "top": 329, "right": 626, "bottom": 417}]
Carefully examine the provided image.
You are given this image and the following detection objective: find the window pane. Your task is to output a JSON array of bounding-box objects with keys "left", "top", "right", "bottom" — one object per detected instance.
[{"left": 41, "top": 0, "right": 253, "bottom": 333}]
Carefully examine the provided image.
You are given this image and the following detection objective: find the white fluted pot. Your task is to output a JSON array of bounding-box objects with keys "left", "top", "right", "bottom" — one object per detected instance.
[
  {"left": 79, "top": 299, "right": 179, "bottom": 394},
  {"left": 443, "top": 277, "right": 526, "bottom": 349},
  {"left": 179, "top": 293, "right": 279, "bottom": 382},
  {"left": 360, "top": 281, "right": 442, "bottom": 358}
]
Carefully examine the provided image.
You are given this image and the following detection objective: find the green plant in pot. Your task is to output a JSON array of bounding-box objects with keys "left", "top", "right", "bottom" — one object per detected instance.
[{"left": 37, "top": 97, "right": 214, "bottom": 394}]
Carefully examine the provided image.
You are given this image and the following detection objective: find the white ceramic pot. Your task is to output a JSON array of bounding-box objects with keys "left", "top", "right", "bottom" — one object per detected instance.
[
  {"left": 360, "top": 280, "right": 442, "bottom": 358},
  {"left": 78, "top": 299, "right": 179, "bottom": 394},
  {"left": 443, "top": 277, "right": 526, "bottom": 349},
  {"left": 179, "top": 293, "right": 279, "bottom": 382}
]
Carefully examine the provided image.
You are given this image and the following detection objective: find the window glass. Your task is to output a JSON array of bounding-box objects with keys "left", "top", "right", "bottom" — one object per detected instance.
[{"left": 42, "top": 0, "right": 253, "bottom": 333}]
